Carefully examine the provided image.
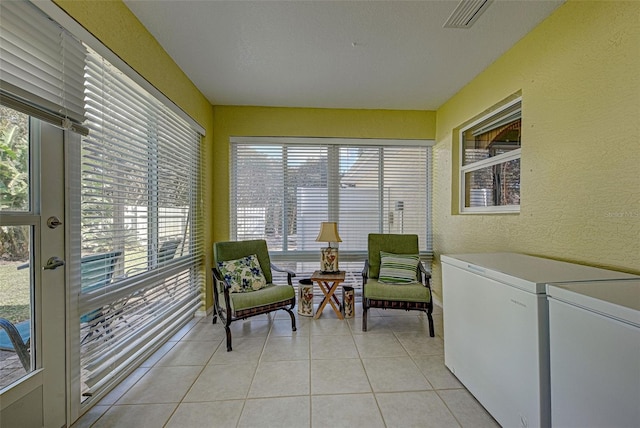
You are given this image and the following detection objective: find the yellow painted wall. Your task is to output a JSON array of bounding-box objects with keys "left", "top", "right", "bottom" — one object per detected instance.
[
  {"left": 50, "top": 1, "right": 436, "bottom": 311},
  {"left": 212, "top": 106, "right": 436, "bottom": 240},
  {"left": 53, "top": 0, "right": 216, "bottom": 309},
  {"left": 432, "top": 0, "right": 640, "bottom": 299},
  {"left": 51, "top": 0, "right": 639, "bottom": 307}
]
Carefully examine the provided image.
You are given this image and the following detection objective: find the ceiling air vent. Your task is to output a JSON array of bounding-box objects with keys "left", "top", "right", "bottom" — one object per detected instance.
[{"left": 443, "top": 0, "right": 493, "bottom": 29}]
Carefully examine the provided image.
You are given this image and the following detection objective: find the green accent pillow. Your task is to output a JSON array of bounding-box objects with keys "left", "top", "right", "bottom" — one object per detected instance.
[
  {"left": 218, "top": 254, "right": 267, "bottom": 293},
  {"left": 378, "top": 251, "right": 419, "bottom": 284}
]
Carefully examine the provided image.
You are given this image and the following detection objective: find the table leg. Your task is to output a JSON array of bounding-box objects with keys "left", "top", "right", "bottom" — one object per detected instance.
[{"left": 314, "top": 281, "right": 344, "bottom": 320}]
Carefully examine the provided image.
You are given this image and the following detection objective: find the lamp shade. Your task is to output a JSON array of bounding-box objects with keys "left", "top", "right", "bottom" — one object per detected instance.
[{"left": 315, "top": 222, "right": 342, "bottom": 243}]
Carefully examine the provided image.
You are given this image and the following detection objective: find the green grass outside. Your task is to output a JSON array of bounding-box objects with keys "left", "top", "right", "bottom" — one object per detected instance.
[
  {"left": 0, "top": 250, "right": 149, "bottom": 324},
  {"left": 0, "top": 249, "right": 161, "bottom": 324},
  {"left": 0, "top": 262, "right": 31, "bottom": 324}
]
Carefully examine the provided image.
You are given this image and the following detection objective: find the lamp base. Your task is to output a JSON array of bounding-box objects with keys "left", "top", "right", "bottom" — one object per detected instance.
[{"left": 320, "top": 247, "right": 339, "bottom": 273}]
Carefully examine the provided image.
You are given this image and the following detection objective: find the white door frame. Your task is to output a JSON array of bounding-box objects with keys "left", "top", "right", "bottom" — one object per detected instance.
[
  {"left": 0, "top": 119, "right": 68, "bottom": 427},
  {"left": 40, "top": 122, "right": 70, "bottom": 426}
]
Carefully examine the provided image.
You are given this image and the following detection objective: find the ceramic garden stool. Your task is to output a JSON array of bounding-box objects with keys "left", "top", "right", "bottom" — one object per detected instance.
[
  {"left": 342, "top": 286, "right": 355, "bottom": 318},
  {"left": 298, "top": 279, "right": 314, "bottom": 317}
]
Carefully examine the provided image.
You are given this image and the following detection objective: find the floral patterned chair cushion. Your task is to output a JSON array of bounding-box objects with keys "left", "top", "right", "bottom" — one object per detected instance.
[
  {"left": 213, "top": 239, "right": 297, "bottom": 352},
  {"left": 217, "top": 254, "right": 267, "bottom": 293}
]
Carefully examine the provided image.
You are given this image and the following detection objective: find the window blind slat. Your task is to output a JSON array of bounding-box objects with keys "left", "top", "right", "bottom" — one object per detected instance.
[
  {"left": 231, "top": 138, "right": 432, "bottom": 278},
  {"left": 74, "top": 44, "right": 204, "bottom": 405},
  {"left": 0, "top": 0, "right": 86, "bottom": 128}
]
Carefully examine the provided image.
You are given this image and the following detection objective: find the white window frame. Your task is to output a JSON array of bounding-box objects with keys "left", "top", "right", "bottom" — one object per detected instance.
[
  {"left": 229, "top": 136, "right": 434, "bottom": 273},
  {"left": 19, "top": 0, "right": 206, "bottom": 420},
  {"left": 69, "top": 48, "right": 204, "bottom": 413},
  {"left": 459, "top": 97, "right": 522, "bottom": 214}
]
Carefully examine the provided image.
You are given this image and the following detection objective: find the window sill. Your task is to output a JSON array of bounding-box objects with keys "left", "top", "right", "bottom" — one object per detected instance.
[{"left": 460, "top": 206, "right": 520, "bottom": 215}]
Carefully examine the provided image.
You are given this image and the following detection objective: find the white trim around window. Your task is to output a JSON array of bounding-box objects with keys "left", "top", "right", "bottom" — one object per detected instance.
[
  {"left": 31, "top": 1, "right": 205, "bottom": 136},
  {"left": 229, "top": 136, "right": 434, "bottom": 283},
  {"left": 459, "top": 97, "right": 522, "bottom": 214}
]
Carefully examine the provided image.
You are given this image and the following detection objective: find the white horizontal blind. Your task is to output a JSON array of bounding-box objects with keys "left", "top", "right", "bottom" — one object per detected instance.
[
  {"left": 72, "top": 47, "right": 204, "bottom": 403},
  {"left": 0, "top": 0, "right": 87, "bottom": 133},
  {"left": 231, "top": 139, "right": 432, "bottom": 285}
]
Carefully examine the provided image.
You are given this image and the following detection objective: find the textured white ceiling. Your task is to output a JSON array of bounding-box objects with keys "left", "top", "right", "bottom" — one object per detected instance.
[{"left": 124, "top": 0, "right": 564, "bottom": 110}]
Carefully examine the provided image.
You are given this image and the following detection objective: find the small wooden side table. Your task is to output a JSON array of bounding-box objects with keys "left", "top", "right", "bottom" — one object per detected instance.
[{"left": 311, "top": 270, "right": 346, "bottom": 320}]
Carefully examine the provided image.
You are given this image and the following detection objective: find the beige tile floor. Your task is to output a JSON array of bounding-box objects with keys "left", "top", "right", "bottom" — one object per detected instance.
[{"left": 72, "top": 303, "right": 499, "bottom": 428}]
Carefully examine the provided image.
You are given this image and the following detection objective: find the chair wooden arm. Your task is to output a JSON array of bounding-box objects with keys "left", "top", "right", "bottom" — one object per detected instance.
[
  {"left": 211, "top": 267, "right": 234, "bottom": 329},
  {"left": 418, "top": 261, "right": 432, "bottom": 287},
  {"left": 362, "top": 259, "right": 370, "bottom": 284},
  {"left": 211, "top": 268, "right": 231, "bottom": 314},
  {"left": 212, "top": 267, "right": 232, "bottom": 291},
  {"left": 270, "top": 263, "right": 296, "bottom": 285}
]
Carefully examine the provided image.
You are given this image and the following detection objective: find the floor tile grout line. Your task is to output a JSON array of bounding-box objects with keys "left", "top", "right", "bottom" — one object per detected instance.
[
  {"left": 234, "top": 313, "right": 287, "bottom": 423},
  {"left": 353, "top": 318, "right": 388, "bottom": 428},
  {"left": 433, "top": 388, "right": 464, "bottom": 428},
  {"left": 87, "top": 336, "right": 186, "bottom": 427},
  {"left": 87, "top": 319, "right": 198, "bottom": 427},
  {"left": 175, "top": 314, "right": 258, "bottom": 427},
  {"left": 161, "top": 346, "right": 219, "bottom": 426},
  {"left": 77, "top": 307, "right": 491, "bottom": 427},
  {"left": 149, "top": 319, "right": 214, "bottom": 427}
]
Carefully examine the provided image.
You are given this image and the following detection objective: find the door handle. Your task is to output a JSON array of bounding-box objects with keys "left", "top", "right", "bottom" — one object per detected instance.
[
  {"left": 47, "top": 216, "right": 63, "bottom": 229},
  {"left": 43, "top": 256, "right": 65, "bottom": 270}
]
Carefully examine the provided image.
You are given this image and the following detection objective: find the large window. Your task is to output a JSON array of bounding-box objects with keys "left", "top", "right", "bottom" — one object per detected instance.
[
  {"left": 71, "top": 46, "right": 204, "bottom": 405},
  {"left": 1, "top": 0, "right": 205, "bottom": 420},
  {"left": 460, "top": 98, "right": 521, "bottom": 213},
  {"left": 231, "top": 137, "right": 432, "bottom": 283},
  {"left": 0, "top": 106, "right": 34, "bottom": 390}
]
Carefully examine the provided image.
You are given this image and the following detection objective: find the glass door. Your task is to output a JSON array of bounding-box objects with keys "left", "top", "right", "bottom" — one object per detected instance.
[{"left": 0, "top": 106, "right": 67, "bottom": 427}]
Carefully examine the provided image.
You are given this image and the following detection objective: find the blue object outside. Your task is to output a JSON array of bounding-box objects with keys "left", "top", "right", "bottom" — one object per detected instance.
[{"left": 0, "top": 319, "right": 30, "bottom": 351}]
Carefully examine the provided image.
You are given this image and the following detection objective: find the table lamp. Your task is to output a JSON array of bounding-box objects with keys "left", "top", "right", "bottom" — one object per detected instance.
[{"left": 316, "top": 222, "right": 342, "bottom": 273}]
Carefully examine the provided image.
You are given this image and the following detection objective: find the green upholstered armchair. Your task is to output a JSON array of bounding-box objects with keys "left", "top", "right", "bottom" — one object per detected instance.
[
  {"left": 212, "top": 239, "right": 297, "bottom": 351},
  {"left": 362, "top": 234, "right": 434, "bottom": 336}
]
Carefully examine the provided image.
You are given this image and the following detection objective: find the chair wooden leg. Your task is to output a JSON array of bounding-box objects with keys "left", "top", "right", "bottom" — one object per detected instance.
[
  {"left": 362, "top": 307, "right": 368, "bottom": 332},
  {"left": 284, "top": 308, "right": 297, "bottom": 332},
  {"left": 427, "top": 312, "right": 434, "bottom": 337},
  {"left": 225, "top": 324, "right": 232, "bottom": 352}
]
